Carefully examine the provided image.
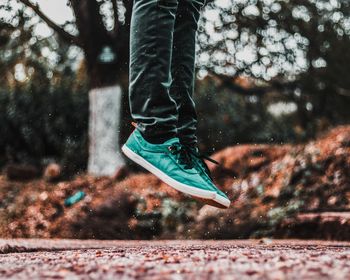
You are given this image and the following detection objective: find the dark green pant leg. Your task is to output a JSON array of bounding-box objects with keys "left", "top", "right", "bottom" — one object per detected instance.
[
  {"left": 170, "top": 0, "right": 205, "bottom": 146},
  {"left": 129, "top": 0, "right": 179, "bottom": 141}
]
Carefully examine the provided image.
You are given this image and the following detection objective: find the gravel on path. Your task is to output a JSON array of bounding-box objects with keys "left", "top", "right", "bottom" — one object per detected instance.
[{"left": 1, "top": 239, "right": 350, "bottom": 280}]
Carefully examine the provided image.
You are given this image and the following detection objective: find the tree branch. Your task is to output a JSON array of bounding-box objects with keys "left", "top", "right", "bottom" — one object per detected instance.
[
  {"left": 210, "top": 71, "right": 269, "bottom": 95},
  {"left": 69, "top": 0, "right": 112, "bottom": 53},
  {"left": 209, "top": 71, "right": 298, "bottom": 96},
  {"left": 112, "top": 0, "right": 119, "bottom": 35},
  {"left": 19, "top": 0, "right": 81, "bottom": 47},
  {"left": 119, "top": 0, "right": 133, "bottom": 35}
]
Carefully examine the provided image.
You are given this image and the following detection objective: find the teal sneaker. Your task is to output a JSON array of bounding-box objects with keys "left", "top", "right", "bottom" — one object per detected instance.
[
  {"left": 182, "top": 145, "right": 231, "bottom": 208},
  {"left": 121, "top": 129, "right": 231, "bottom": 208}
]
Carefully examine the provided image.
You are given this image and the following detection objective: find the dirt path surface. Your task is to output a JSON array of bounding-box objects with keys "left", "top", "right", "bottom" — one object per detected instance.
[{"left": 1, "top": 240, "right": 350, "bottom": 279}]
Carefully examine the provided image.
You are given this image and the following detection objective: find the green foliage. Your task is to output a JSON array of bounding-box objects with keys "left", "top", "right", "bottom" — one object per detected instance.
[
  {"left": 195, "top": 79, "right": 299, "bottom": 152},
  {"left": 0, "top": 7, "right": 88, "bottom": 174},
  {"left": 197, "top": 0, "right": 350, "bottom": 130},
  {"left": 0, "top": 83, "right": 89, "bottom": 174}
]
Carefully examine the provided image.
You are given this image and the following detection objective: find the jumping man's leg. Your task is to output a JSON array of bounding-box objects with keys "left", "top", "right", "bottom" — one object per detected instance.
[
  {"left": 170, "top": 0, "right": 231, "bottom": 207},
  {"left": 123, "top": 0, "right": 230, "bottom": 208},
  {"left": 170, "top": 0, "right": 205, "bottom": 147},
  {"left": 129, "top": 0, "right": 178, "bottom": 143}
]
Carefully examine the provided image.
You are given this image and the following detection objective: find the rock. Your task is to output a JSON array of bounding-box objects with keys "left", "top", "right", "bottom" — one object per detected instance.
[
  {"left": 112, "top": 166, "right": 130, "bottom": 182},
  {"left": 197, "top": 205, "right": 222, "bottom": 221},
  {"left": 5, "top": 164, "right": 40, "bottom": 181},
  {"left": 44, "top": 163, "right": 62, "bottom": 181},
  {"left": 258, "top": 238, "right": 273, "bottom": 245},
  {"left": 276, "top": 212, "right": 350, "bottom": 240}
]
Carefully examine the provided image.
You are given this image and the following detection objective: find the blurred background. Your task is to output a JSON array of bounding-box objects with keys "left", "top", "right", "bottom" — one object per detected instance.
[{"left": 0, "top": 0, "right": 349, "bottom": 240}]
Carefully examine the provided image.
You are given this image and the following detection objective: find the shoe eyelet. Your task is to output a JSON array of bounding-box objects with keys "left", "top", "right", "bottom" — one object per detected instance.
[{"left": 168, "top": 146, "right": 175, "bottom": 153}]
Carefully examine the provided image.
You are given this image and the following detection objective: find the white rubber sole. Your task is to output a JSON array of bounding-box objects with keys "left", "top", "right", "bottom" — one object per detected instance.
[{"left": 122, "top": 144, "right": 230, "bottom": 208}]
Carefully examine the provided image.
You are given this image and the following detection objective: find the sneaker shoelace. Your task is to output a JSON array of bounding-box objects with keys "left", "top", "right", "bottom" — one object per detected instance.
[
  {"left": 168, "top": 144, "right": 219, "bottom": 177},
  {"left": 185, "top": 145, "right": 219, "bottom": 180},
  {"left": 168, "top": 143, "right": 194, "bottom": 169}
]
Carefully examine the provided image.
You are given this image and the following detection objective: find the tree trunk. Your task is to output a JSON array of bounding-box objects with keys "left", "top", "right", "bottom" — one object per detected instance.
[{"left": 88, "top": 84, "right": 125, "bottom": 176}]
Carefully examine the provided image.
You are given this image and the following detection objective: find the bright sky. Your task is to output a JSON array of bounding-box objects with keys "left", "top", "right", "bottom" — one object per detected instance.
[
  {"left": 34, "top": 0, "right": 74, "bottom": 37},
  {"left": 37, "top": 0, "right": 73, "bottom": 24}
]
